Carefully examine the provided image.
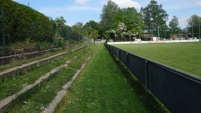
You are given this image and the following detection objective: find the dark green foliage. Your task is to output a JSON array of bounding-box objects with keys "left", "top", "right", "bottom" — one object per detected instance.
[
  {"left": 113, "top": 7, "right": 144, "bottom": 34},
  {"left": 141, "top": 0, "right": 168, "bottom": 35},
  {"left": 100, "top": 0, "right": 119, "bottom": 33},
  {"left": 99, "top": 0, "right": 144, "bottom": 40},
  {"left": 0, "top": 0, "right": 54, "bottom": 46},
  {"left": 84, "top": 20, "right": 100, "bottom": 30}
]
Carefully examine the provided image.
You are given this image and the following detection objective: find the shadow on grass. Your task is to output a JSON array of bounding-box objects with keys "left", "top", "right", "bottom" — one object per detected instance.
[{"left": 108, "top": 49, "right": 169, "bottom": 113}]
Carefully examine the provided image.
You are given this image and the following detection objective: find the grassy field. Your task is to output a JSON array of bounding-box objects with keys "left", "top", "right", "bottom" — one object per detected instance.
[
  {"left": 55, "top": 45, "right": 169, "bottom": 113},
  {"left": 114, "top": 42, "right": 201, "bottom": 77}
]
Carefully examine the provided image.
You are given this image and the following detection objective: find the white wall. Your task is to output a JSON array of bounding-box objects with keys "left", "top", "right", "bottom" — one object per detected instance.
[{"left": 107, "top": 39, "right": 200, "bottom": 45}]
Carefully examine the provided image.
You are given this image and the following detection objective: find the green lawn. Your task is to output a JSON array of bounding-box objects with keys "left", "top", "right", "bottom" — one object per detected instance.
[
  {"left": 55, "top": 45, "right": 168, "bottom": 113},
  {"left": 114, "top": 42, "right": 201, "bottom": 77}
]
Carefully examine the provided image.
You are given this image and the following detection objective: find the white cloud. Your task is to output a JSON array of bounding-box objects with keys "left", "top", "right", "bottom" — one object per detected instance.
[
  {"left": 157, "top": 0, "right": 171, "bottom": 2},
  {"left": 193, "top": 0, "right": 201, "bottom": 5},
  {"left": 111, "top": 0, "right": 141, "bottom": 9},
  {"left": 99, "top": 0, "right": 108, "bottom": 4},
  {"left": 75, "top": 0, "right": 90, "bottom": 4},
  {"left": 39, "top": 5, "right": 100, "bottom": 16}
]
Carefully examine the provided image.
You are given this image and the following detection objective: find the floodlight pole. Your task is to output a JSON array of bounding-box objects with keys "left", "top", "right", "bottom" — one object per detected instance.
[{"left": 199, "top": 24, "right": 200, "bottom": 42}]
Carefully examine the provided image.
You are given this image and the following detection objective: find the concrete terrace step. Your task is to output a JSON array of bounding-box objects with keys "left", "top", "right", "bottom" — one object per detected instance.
[
  {"left": 42, "top": 56, "right": 91, "bottom": 113},
  {"left": 0, "top": 54, "right": 82, "bottom": 112},
  {"left": 0, "top": 46, "right": 86, "bottom": 78}
]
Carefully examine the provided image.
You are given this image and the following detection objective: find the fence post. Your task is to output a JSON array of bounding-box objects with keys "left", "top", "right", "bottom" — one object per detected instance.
[
  {"left": 118, "top": 49, "right": 121, "bottom": 61},
  {"left": 144, "top": 60, "right": 148, "bottom": 88},
  {"left": 126, "top": 53, "right": 129, "bottom": 68},
  {"left": 1, "top": 7, "right": 6, "bottom": 56}
]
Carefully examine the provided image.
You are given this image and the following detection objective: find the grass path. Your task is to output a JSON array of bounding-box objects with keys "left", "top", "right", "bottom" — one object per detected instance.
[{"left": 55, "top": 45, "right": 168, "bottom": 113}]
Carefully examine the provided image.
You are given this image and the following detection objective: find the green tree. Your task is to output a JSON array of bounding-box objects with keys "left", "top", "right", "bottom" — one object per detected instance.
[
  {"left": 159, "top": 24, "right": 168, "bottom": 39},
  {"left": 72, "top": 22, "right": 83, "bottom": 34},
  {"left": 141, "top": 0, "right": 168, "bottom": 36},
  {"left": 100, "top": 0, "right": 119, "bottom": 34},
  {"left": 54, "top": 16, "right": 67, "bottom": 40},
  {"left": 169, "top": 16, "right": 181, "bottom": 34},
  {"left": 83, "top": 20, "right": 100, "bottom": 37},
  {"left": 82, "top": 26, "right": 99, "bottom": 40},
  {"left": 54, "top": 16, "right": 66, "bottom": 26},
  {"left": 74, "top": 22, "right": 83, "bottom": 29},
  {"left": 59, "top": 25, "right": 71, "bottom": 40},
  {"left": 84, "top": 20, "right": 100, "bottom": 31},
  {"left": 113, "top": 7, "right": 144, "bottom": 36},
  {"left": 187, "top": 15, "right": 201, "bottom": 38}
]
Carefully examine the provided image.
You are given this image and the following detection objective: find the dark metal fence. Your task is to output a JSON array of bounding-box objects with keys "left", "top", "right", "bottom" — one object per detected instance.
[{"left": 105, "top": 44, "right": 201, "bottom": 113}]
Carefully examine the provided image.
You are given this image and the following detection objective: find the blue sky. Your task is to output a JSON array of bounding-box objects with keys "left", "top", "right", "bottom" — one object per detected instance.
[{"left": 13, "top": 0, "right": 201, "bottom": 28}]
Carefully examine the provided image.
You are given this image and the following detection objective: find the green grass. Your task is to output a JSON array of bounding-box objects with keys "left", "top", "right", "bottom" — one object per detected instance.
[
  {"left": 0, "top": 47, "right": 87, "bottom": 101},
  {"left": 55, "top": 45, "right": 169, "bottom": 113},
  {"left": 114, "top": 42, "right": 201, "bottom": 77},
  {"left": 6, "top": 46, "right": 92, "bottom": 113}
]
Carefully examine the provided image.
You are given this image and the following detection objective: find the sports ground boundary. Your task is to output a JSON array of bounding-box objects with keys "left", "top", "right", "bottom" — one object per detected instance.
[{"left": 108, "top": 39, "right": 199, "bottom": 45}]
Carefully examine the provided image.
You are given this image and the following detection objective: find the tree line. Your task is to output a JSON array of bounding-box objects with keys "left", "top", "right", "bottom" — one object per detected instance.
[
  {"left": 98, "top": 0, "right": 201, "bottom": 40},
  {"left": 1, "top": 0, "right": 201, "bottom": 48}
]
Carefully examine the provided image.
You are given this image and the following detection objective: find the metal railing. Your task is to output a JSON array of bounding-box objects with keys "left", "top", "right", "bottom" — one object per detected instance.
[{"left": 105, "top": 44, "right": 201, "bottom": 113}]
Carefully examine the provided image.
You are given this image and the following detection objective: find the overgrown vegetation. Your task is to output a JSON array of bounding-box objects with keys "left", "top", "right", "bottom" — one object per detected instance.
[
  {"left": 0, "top": 45, "right": 84, "bottom": 72},
  {"left": 0, "top": 0, "right": 85, "bottom": 56},
  {"left": 0, "top": 47, "right": 87, "bottom": 101},
  {"left": 6, "top": 45, "right": 91, "bottom": 112}
]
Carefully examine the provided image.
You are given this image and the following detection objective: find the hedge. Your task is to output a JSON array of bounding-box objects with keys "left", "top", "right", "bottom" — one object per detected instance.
[{"left": 0, "top": 0, "right": 54, "bottom": 45}]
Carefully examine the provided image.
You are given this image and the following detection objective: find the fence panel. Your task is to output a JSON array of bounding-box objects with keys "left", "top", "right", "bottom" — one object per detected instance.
[
  {"left": 119, "top": 50, "right": 127, "bottom": 66},
  {"left": 128, "top": 54, "right": 145, "bottom": 84},
  {"left": 147, "top": 62, "right": 201, "bottom": 113},
  {"left": 105, "top": 44, "right": 201, "bottom": 113},
  {"left": 114, "top": 47, "right": 120, "bottom": 59}
]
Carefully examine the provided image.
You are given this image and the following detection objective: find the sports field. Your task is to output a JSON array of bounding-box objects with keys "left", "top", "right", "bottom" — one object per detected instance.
[{"left": 114, "top": 42, "right": 201, "bottom": 77}]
